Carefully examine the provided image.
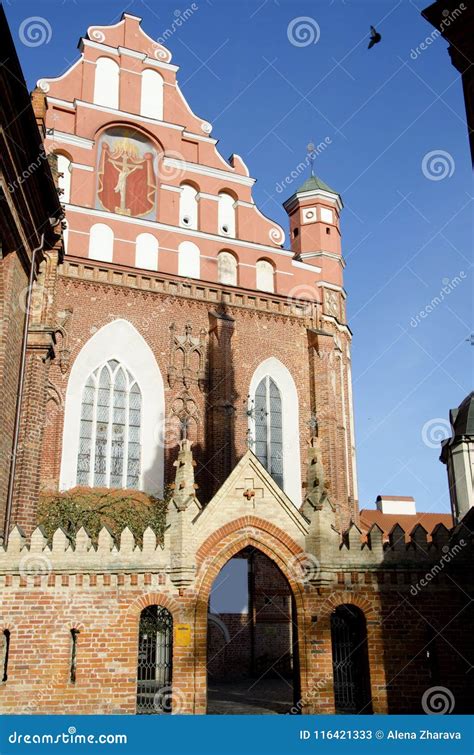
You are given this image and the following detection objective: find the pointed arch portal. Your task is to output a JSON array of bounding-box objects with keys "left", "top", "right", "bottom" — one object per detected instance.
[{"left": 206, "top": 546, "right": 301, "bottom": 714}]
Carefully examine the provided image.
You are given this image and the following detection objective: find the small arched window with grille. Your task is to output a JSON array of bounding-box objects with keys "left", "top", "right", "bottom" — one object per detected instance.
[
  {"left": 330, "top": 605, "right": 372, "bottom": 714},
  {"left": 76, "top": 359, "right": 141, "bottom": 489},
  {"left": 254, "top": 376, "right": 283, "bottom": 489},
  {"left": 137, "top": 605, "right": 173, "bottom": 714}
]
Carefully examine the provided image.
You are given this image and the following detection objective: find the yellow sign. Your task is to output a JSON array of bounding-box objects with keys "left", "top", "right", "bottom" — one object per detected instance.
[{"left": 175, "top": 623, "right": 192, "bottom": 647}]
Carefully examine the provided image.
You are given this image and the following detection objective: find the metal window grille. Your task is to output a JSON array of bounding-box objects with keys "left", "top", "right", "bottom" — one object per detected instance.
[
  {"left": 330, "top": 606, "right": 372, "bottom": 714},
  {"left": 137, "top": 606, "right": 173, "bottom": 714}
]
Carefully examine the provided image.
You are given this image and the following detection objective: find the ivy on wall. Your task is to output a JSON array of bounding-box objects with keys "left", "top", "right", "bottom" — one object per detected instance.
[{"left": 38, "top": 486, "right": 169, "bottom": 544}]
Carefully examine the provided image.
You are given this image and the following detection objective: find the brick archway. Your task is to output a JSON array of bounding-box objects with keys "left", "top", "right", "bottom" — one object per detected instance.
[
  {"left": 317, "top": 591, "right": 377, "bottom": 629},
  {"left": 124, "top": 592, "right": 181, "bottom": 623},
  {"left": 193, "top": 522, "right": 309, "bottom": 714}
]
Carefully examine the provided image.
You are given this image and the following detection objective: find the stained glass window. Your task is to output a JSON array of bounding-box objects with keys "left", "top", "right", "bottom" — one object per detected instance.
[
  {"left": 254, "top": 376, "right": 283, "bottom": 489},
  {"left": 76, "top": 360, "right": 141, "bottom": 489}
]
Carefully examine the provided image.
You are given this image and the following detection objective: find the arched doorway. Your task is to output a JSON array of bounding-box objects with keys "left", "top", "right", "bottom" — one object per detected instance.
[
  {"left": 206, "top": 546, "right": 300, "bottom": 714},
  {"left": 136, "top": 605, "right": 173, "bottom": 714},
  {"left": 330, "top": 604, "right": 372, "bottom": 714}
]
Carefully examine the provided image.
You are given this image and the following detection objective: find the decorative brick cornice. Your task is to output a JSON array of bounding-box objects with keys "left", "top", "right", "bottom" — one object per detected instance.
[{"left": 59, "top": 258, "right": 318, "bottom": 324}]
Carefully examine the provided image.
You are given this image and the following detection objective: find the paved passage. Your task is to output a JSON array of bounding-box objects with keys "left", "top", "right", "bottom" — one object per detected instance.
[{"left": 207, "top": 678, "right": 294, "bottom": 715}]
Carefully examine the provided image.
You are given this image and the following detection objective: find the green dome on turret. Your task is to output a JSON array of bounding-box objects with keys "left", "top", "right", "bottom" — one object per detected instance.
[{"left": 296, "top": 174, "right": 339, "bottom": 196}]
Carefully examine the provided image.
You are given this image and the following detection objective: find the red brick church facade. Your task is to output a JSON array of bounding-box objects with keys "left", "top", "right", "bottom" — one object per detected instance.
[{"left": 0, "top": 13, "right": 472, "bottom": 716}]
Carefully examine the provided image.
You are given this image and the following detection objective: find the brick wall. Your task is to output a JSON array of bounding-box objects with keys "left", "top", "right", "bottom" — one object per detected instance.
[
  {"left": 32, "top": 260, "right": 356, "bottom": 533},
  {"left": 0, "top": 253, "right": 28, "bottom": 530},
  {"left": 0, "top": 568, "right": 472, "bottom": 714}
]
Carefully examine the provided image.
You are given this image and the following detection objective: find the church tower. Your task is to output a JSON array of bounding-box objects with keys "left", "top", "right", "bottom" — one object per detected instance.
[
  {"left": 9, "top": 12, "right": 358, "bottom": 534},
  {"left": 284, "top": 174, "right": 358, "bottom": 527}
]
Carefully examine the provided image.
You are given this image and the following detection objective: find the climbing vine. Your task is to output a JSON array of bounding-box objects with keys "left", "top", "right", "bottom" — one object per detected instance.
[{"left": 38, "top": 486, "right": 169, "bottom": 544}]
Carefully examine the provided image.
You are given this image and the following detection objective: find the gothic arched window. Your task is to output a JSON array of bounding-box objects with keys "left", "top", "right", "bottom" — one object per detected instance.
[
  {"left": 76, "top": 359, "right": 141, "bottom": 489},
  {"left": 248, "top": 358, "right": 301, "bottom": 505},
  {"left": 254, "top": 376, "right": 283, "bottom": 489}
]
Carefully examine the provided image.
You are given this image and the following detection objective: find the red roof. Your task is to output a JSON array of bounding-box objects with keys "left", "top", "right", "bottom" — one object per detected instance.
[{"left": 359, "top": 508, "right": 453, "bottom": 542}]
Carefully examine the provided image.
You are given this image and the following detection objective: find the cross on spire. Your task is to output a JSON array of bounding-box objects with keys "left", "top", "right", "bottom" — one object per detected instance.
[{"left": 307, "top": 141, "right": 316, "bottom": 177}]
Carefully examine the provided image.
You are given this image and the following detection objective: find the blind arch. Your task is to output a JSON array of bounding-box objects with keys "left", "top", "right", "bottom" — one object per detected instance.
[
  {"left": 94, "top": 57, "right": 119, "bottom": 109},
  {"left": 140, "top": 69, "right": 164, "bottom": 120}
]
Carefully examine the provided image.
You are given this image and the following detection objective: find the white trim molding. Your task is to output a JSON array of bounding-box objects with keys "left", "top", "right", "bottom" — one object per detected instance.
[
  {"left": 65, "top": 204, "right": 296, "bottom": 258},
  {"left": 291, "top": 259, "right": 322, "bottom": 274},
  {"left": 49, "top": 131, "right": 94, "bottom": 150},
  {"left": 163, "top": 157, "right": 255, "bottom": 188},
  {"left": 59, "top": 319, "right": 165, "bottom": 496}
]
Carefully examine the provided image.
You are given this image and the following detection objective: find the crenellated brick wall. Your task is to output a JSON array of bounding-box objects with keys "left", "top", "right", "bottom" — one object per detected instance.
[{"left": 0, "top": 496, "right": 471, "bottom": 715}]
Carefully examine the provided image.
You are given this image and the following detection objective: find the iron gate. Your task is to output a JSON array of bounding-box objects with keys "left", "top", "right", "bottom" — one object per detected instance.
[
  {"left": 330, "top": 605, "right": 371, "bottom": 714},
  {"left": 137, "top": 605, "right": 173, "bottom": 714}
]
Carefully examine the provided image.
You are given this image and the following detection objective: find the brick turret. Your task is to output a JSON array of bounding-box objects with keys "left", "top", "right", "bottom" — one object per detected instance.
[{"left": 284, "top": 174, "right": 343, "bottom": 288}]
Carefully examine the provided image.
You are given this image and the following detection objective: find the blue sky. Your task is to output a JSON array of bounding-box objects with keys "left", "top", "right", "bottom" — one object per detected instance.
[{"left": 6, "top": 0, "right": 472, "bottom": 516}]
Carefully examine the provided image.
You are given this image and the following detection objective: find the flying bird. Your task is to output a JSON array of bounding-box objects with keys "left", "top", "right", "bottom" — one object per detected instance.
[{"left": 368, "top": 25, "right": 382, "bottom": 49}]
